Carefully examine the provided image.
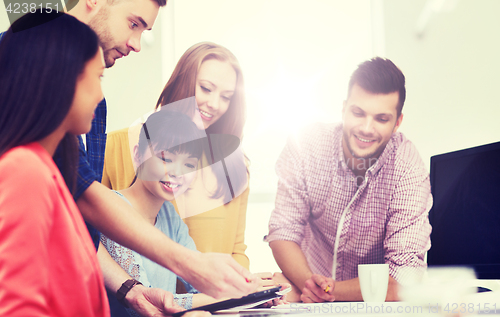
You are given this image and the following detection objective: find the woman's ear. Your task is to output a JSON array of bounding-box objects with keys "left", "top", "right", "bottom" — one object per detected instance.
[{"left": 132, "top": 144, "right": 141, "bottom": 171}]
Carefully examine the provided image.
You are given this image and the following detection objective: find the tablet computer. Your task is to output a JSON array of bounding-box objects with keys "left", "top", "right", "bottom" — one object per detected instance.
[{"left": 172, "top": 286, "right": 283, "bottom": 317}]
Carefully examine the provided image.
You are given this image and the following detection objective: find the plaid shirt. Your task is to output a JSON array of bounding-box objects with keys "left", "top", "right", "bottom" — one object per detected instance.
[
  {"left": 79, "top": 99, "right": 107, "bottom": 250},
  {"left": 266, "top": 123, "right": 432, "bottom": 284},
  {"left": 56, "top": 99, "right": 107, "bottom": 250},
  {"left": 53, "top": 98, "right": 107, "bottom": 200},
  {"left": 84, "top": 99, "right": 107, "bottom": 186}
]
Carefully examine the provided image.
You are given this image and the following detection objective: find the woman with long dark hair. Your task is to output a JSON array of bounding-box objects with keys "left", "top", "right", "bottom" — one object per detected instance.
[{"left": 0, "top": 11, "right": 108, "bottom": 316}]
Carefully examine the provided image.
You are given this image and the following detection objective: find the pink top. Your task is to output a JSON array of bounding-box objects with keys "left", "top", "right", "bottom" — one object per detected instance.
[
  {"left": 266, "top": 123, "right": 432, "bottom": 284},
  {"left": 0, "top": 143, "right": 109, "bottom": 317}
]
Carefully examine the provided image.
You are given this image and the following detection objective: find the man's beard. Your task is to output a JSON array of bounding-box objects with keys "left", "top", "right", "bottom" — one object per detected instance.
[
  {"left": 343, "top": 131, "right": 382, "bottom": 160},
  {"left": 88, "top": 6, "right": 115, "bottom": 68}
]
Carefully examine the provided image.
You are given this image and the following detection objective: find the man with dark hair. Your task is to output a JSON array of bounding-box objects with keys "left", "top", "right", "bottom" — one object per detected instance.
[
  {"left": 347, "top": 57, "right": 406, "bottom": 118},
  {"left": 266, "top": 57, "right": 432, "bottom": 302}
]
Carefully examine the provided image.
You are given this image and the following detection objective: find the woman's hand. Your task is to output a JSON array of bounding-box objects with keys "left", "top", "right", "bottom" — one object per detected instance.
[
  {"left": 256, "top": 283, "right": 291, "bottom": 308},
  {"left": 250, "top": 273, "right": 291, "bottom": 308},
  {"left": 272, "top": 272, "right": 302, "bottom": 302},
  {"left": 126, "top": 285, "right": 184, "bottom": 316},
  {"left": 254, "top": 272, "right": 275, "bottom": 291}
]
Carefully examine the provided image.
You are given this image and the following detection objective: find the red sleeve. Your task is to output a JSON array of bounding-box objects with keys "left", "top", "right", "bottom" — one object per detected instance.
[{"left": 0, "top": 150, "right": 54, "bottom": 316}]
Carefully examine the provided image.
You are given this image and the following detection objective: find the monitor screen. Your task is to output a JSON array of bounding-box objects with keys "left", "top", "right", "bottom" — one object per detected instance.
[{"left": 428, "top": 141, "right": 500, "bottom": 279}]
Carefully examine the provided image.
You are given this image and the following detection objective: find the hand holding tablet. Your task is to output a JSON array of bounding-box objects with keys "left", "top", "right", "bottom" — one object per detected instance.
[{"left": 173, "top": 286, "right": 291, "bottom": 316}]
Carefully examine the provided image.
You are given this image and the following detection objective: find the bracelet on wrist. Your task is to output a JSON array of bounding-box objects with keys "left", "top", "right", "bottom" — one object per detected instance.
[{"left": 116, "top": 279, "right": 143, "bottom": 308}]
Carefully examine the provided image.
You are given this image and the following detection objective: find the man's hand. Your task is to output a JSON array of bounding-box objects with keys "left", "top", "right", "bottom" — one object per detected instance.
[
  {"left": 300, "top": 274, "right": 335, "bottom": 303},
  {"left": 179, "top": 252, "right": 258, "bottom": 299},
  {"left": 125, "top": 285, "right": 184, "bottom": 316}
]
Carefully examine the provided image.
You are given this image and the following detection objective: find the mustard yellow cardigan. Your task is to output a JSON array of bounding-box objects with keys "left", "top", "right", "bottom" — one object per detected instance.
[{"left": 101, "top": 127, "right": 250, "bottom": 269}]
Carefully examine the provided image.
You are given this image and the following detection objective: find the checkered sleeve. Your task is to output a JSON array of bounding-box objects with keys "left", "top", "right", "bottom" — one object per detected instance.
[
  {"left": 73, "top": 136, "right": 98, "bottom": 201},
  {"left": 73, "top": 99, "right": 106, "bottom": 200},
  {"left": 85, "top": 100, "right": 107, "bottom": 183},
  {"left": 384, "top": 143, "right": 432, "bottom": 285},
  {"left": 265, "top": 135, "right": 311, "bottom": 245}
]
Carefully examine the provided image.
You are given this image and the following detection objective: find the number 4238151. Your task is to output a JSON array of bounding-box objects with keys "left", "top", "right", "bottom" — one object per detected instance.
[
  {"left": 5, "top": 3, "right": 60, "bottom": 14},
  {"left": 443, "top": 302, "right": 497, "bottom": 314}
]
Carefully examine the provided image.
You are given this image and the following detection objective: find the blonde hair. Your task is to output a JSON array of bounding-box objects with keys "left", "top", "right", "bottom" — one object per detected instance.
[{"left": 156, "top": 42, "right": 246, "bottom": 138}]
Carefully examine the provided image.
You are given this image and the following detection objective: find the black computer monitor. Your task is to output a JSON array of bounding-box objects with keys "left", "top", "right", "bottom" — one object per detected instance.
[{"left": 428, "top": 141, "right": 500, "bottom": 279}]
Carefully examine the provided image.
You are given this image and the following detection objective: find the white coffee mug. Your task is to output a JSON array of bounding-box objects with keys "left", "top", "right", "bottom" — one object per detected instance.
[{"left": 358, "top": 264, "right": 389, "bottom": 302}]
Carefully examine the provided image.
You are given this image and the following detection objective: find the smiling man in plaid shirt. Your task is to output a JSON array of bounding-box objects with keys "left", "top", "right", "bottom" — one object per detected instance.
[{"left": 266, "top": 57, "right": 432, "bottom": 303}]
